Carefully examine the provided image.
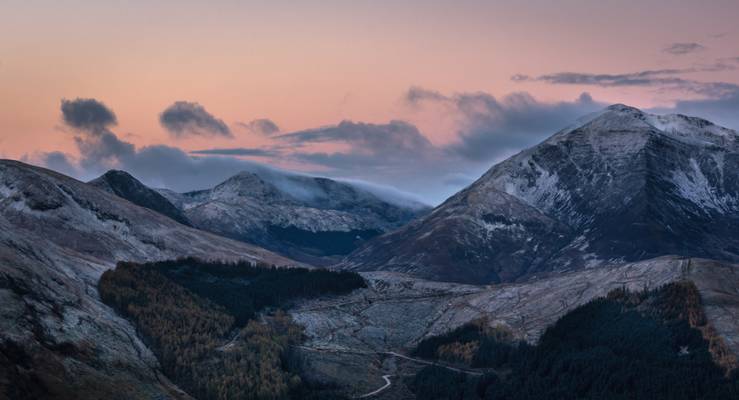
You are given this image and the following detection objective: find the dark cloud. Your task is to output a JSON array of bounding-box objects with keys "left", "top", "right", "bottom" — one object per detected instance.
[
  {"left": 59, "top": 98, "right": 133, "bottom": 171},
  {"left": 60, "top": 98, "right": 117, "bottom": 133},
  {"left": 663, "top": 42, "right": 706, "bottom": 55},
  {"left": 190, "top": 147, "right": 279, "bottom": 157},
  {"left": 406, "top": 88, "right": 605, "bottom": 161},
  {"left": 159, "top": 101, "right": 232, "bottom": 138},
  {"left": 237, "top": 118, "right": 280, "bottom": 135},
  {"left": 73, "top": 131, "right": 136, "bottom": 170}
]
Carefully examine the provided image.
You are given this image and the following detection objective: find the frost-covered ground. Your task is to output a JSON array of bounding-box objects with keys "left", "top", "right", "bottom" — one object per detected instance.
[{"left": 291, "top": 256, "right": 739, "bottom": 397}]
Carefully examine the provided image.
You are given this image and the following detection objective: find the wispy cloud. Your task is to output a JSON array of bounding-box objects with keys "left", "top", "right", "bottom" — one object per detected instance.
[
  {"left": 512, "top": 64, "right": 739, "bottom": 98},
  {"left": 160, "top": 101, "right": 232, "bottom": 138},
  {"left": 190, "top": 147, "right": 279, "bottom": 157},
  {"left": 663, "top": 42, "right": 705, "bottom": 55}
]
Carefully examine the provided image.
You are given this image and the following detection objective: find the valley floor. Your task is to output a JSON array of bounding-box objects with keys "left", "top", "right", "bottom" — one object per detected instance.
[{"left": 290, "top": 256, "right": 739, "bottom": 397}]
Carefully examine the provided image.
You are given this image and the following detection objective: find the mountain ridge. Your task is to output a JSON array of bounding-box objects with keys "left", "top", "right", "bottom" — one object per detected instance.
[
  {"left": 0, "top": 159, "right": 296, "bottom": 400},
  {"left": 339, "top": 105, "right": 739, "bottom": 283}
]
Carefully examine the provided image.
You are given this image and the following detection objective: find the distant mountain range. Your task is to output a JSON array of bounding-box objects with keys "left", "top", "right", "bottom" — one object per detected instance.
[
  {"left": 340, "top": 104, "right": 739, "bottom": 284},
  {"left": 90, "top": 168, "right": 428, "bottom": 264},
  {"left": 2, "top": 104, "right": 739, "bottom": 399}
]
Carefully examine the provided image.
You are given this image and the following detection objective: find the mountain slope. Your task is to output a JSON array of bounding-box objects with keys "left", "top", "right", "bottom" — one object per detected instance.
[
  {"left": 162, "top": 171, "right": 429, "bottom": 264},
  {"left": 89, "top": 170, "right": 190, "bottom": 225},
  {"left": 290, "top": 257, "right": 739, "bottom": 395},
  {"left": 0, "top": 160, "right": 295, "bottom": 399},
  {"left": 340, "top": 105, "right": 739, "bottom": 283}
]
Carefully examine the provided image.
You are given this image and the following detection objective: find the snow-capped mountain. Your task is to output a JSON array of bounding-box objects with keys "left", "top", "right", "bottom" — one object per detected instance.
[
  {"left": 340, "top": 105, "right": 739, "bottom": 283},
  {"left": 0, "top": 160, "right": 295, "bottom": 399},
  {"left": 160, "top": 171, "right": 429, "bottom": 264},
  {"left": 89, "top": 169, "right": 190, "bottom": 225}
]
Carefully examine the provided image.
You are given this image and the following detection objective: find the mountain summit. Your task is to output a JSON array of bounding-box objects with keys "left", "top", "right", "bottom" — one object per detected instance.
[
  {"left": 89, "top": 170, "right": 190, "bottom": 225},
  {"left": 340, "top": 105, "right": 739, "bottom": 283},
  {"left": 159, "top": 170, "right": 429, "bottom": 264}
]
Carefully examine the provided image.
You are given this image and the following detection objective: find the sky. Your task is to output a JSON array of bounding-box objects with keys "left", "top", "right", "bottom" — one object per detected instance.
[{"left": 1, "top": 0, "right": 739, "bottom": 204}]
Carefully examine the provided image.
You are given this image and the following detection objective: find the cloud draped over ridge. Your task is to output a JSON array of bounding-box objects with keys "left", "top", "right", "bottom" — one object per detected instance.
[
  {"left": 405, "top": 87, "right": 605, "bottom": 161},
  {"left": 159, "top": 101, "right": 232, "bottom": 138},
  {"left": 238, "top": 118, "right": 280, "bottom": 135},
  {"left": 43, "top": 91, "right": 627, "bottom": 204},
  {"left": 663, "top": 42, "right": 705, "bottom": 55}
]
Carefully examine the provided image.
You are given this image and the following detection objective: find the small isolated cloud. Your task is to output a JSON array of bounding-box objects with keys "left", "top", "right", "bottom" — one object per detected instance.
[
  {"left": 238, "top": 118, "right": 280, "bottom": 135},
  {"left": 663, "top": 42, "right": 706, "bottom": 55},
  {"left": 160, "top": 101, "right": 231, "bottom": 138},
  {"left": 60, "top": 98, "right": 117, "bottom": 133},
  {"left": 190, "top": 147, "right": 279, "bottom": 157}
]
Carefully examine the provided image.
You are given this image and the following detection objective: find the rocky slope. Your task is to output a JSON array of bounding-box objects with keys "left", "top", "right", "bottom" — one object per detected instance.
[
  {"left": 290, "top": 256, "right": 739, "bottom": 397},
  {"left": 0, "top": 160, "right": 295, "bottom": 399},
  {"left": 89, "top": 170, "right": 190, "bottom": 225},
  {"left": 161, "top": 171, "right": 428, "bottom": 264},
  {"left": 340, "top": 105, "right": 739, "bottom": 283}
]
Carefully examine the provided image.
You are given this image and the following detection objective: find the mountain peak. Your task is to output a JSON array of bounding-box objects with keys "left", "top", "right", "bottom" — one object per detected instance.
[
  {"left": 89, "top": 169, "right": 190, "bottom": 225},
  {"left": 605, "top": 103, "right": 643, "bottom": 113}
]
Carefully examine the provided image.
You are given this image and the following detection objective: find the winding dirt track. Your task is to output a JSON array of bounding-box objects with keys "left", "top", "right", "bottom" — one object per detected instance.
[{"left": 295, "top": 345, "right": 485, "bottom": 398}]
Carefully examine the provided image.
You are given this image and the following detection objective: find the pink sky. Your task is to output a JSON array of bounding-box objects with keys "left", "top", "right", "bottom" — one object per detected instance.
[{"left": 1, "top": 1, "right": 738, "bottom": 202}]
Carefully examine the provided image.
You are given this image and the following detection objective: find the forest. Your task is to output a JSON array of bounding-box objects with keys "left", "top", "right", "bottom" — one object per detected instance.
[
  {"left": 409, "top": 281, "right": 739, "bottom": 400},
  {"left": 98, "top": 258, "right": 365, "bottom": 400}
]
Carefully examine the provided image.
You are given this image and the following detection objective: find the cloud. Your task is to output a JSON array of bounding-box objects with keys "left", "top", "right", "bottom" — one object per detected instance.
[
  {"left": 190, "top": 147, "right": 279, "bottom": 157},
  {"left": 159, "top": 101, "right": 232, "bottom": 138},
  {"left": 277, "top": 120, "right": 440, "bottom": 168},
  {"left": 59, "top": 98, "right": 134, "bottom": 170},
  {"left": 650, "top": 93, "right": 739, "bottom": 131},
  {"left": 47, "top": 97, "right": 428, "bottom": 206},
  {"left": 512, "top": 65, "right": 739, "bottom": 98},
  {"left": 237, "top": 118, "right": 280, "bottom": 135},
  {"left": 37, "top": 151, "right": 79, "bottom": 177},
  {"left": 663, "top": 42, "right": 706, "bottom": 55},
  {"left": 406, "top": 88, "right": 605, "bottom": 161},
  {"left": 60, "top": 98, "right": 117, "bottom": 133}
]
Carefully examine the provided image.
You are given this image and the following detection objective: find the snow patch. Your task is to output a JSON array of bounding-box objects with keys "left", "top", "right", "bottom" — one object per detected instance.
[{"left": 671, "top": 158, "right": 735, "bottom": 213}]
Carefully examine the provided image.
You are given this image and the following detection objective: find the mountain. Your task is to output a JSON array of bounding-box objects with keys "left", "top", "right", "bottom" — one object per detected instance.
[
  {"left": 339, "top": 105, "right": 739, "bottom": 284},
  {"left": 160, "top": 171, "right": 429, "bottom": 264},
  {"left": 89, "top": 169, "right": 190, "bottom": 225},
  {"left": 0, "top": 160, "right": 295, "bottom": 399}
]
